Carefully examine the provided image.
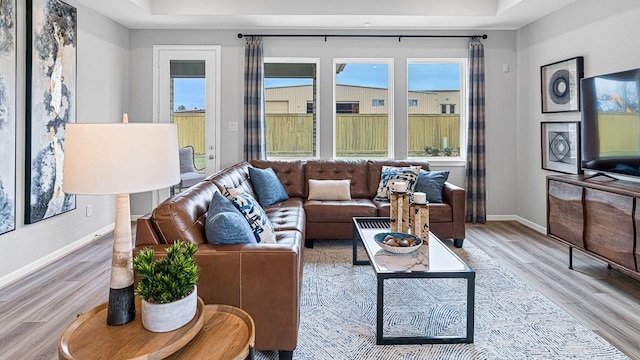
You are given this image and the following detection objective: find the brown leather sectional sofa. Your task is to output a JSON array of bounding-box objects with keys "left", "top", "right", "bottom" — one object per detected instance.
[{"left": 135, "top": 159, "right": 465, "bottom": 359}]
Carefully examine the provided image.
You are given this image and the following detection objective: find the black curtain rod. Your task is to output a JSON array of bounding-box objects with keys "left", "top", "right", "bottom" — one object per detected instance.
[{"left": 237, "top": 33, "right": 487, "bottom": 41}]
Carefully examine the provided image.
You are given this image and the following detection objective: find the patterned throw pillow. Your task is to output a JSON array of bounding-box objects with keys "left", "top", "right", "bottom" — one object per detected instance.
[
  {"left": 374, "top": 165, "right": 421, "bottom": 201},
  {"left": 223, "top": 187, "right": 277, "bottom": 244}
]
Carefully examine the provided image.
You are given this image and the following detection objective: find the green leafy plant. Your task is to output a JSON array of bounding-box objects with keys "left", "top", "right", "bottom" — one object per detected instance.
[
  {"left": 443, "top": 146, "right": 453, "bottom": 156},
  {"left": 423, "top": 146, "right": 441, "bottom": 156},
  {"left": 133, "top": 241, "right": 200, "bottom": 304}
]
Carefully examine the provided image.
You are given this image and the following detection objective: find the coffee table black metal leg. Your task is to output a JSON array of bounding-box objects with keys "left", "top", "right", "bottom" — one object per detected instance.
[
  {"left": 352, "top": 222, "right": 370, "bottom": 266},
  {"left": 466, "top": 275, "right": 475, "bottom": 343},
  {"left": 376, "top": 276, "right": 384, "bottom": 344}
]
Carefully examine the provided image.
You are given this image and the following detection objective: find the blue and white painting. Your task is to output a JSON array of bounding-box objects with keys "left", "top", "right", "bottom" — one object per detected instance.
[
  {"left": 26, "top": 0, "right": 76, "bottom": 224},
  {"left": 0, "top": 0, "right": 16, "bottom": 235}
]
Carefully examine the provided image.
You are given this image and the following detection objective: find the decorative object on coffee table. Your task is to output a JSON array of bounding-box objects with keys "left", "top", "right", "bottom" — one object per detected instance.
[
  {"left": 410, "top": 201, "right": 430, "bottom": 244},
  {"left": 62, "top": 114, "right": 180, "bottom": 326},
  {"left": 389, "top": 183, "right": 410, "bottom": 233},
  {"left": 374, "top": 232, "right": 422, "bottom": 254},
  {"left": 133, "top": 241, "right": 200, "bottom": 332}
]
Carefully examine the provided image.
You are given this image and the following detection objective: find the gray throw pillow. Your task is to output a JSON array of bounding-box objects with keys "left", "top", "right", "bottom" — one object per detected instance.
[
  {"left": 205, "top": 192, "right": 257, "bottom": 244},
  {"left": 248, "top": 166, "right": 289, "bottom": 207},
  {"left": 414, "top": 170, "right": 450, "bottom": 203}
]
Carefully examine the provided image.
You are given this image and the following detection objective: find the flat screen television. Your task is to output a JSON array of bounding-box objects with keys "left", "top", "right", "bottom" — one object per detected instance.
[{"left": 581, "top": 68, "right": 640, "bottom": 177}]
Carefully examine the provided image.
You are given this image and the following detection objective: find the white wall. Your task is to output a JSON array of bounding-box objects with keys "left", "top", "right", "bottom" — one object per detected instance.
[
  {"left": 129, "top": 29, "right": 518, "bottom": 218},
  {"left": 515, "top": 0, "right": 640, "bottom": 229},
  {"left": 0, "top": 1, "right": 129, "bottom": 282}
]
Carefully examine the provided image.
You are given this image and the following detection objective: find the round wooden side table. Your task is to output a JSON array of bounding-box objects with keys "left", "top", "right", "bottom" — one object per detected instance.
[
  {"left": 58, "top": 297, "right": 206, "bottom": 359},
  {"left": 165, "top": 304, "right": 256, "bottom": 360}
]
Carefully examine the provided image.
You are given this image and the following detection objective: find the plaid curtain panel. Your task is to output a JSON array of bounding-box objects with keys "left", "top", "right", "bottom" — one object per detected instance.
[
  {"left": 465, "top": 38, "right": 486, "bottom": 223},
  {"left": 243, "top": 36, "right": 267, "bottom": 160}
]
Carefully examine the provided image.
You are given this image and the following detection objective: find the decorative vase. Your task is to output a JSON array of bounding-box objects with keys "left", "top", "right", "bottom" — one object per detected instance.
[{"left": 141, "top": 286, "right": 198, "bottom": 332}]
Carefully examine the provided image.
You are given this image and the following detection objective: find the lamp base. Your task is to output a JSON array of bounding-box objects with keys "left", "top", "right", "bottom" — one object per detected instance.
[{"left": 107, "top": 284, "right": 136, "bottom": 326}]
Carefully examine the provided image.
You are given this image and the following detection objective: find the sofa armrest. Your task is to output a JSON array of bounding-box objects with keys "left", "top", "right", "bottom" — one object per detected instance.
[
  {"left": 133, "top": 243, "right": 301, "bottom": 351},
  {"left": 442, "top": 182, "right": 466, "bottom": 239},
  {"left": 135, "top": 214, "right": 162, "bottom": 246}
]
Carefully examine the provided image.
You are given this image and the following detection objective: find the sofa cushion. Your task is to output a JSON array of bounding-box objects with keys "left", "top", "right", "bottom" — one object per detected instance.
[
  {"left": 264, "top": 197, "right": 306, "bottom": 233},
  {"left": 223, "top": 187, "right": 277, "bottom": 244},
  {"left": 374, "top": 165, "right": 421, "bottom": 200},
  {"left": 308, "top": 179, "right": 351, "bottom": 201},
  {"left": 415, "top": 170, "right": 450, "bottom": 203},
  {"left": 249, "top": 166, "right": 289, "bottom": 207},
  {"left": 304, "top": 198, "right": 377, "bottom": 223},
  {"left": 250, "top": 160, "right": 305, "bottom": 198},
  {"left": 205, "top": 193, "right": 257, "bottom": 244},
  {"left": 305, "top": 159, "right": 369, "bottom": 198}
]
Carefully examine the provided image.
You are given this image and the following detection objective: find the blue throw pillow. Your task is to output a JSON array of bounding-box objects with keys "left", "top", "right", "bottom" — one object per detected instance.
[
  {"left": 414, "top": 170, "right": 450, "bottom": 203},
  {"left": 249, "top": 166, "right": 289, "bottom": 207},
  {"left": 205, "top": 192, "right": 257, "bottom": 244}
]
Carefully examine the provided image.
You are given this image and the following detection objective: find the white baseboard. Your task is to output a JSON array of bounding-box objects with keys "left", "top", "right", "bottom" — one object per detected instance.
[
  {"left": 0, "top": 223, "right": 115, "bottom": 290},
  {"left": 515, "top": 216, "right": 546, "bottom": 234},
  {"left": 486, "top": 215, "right": 546, "bottom": 235}
]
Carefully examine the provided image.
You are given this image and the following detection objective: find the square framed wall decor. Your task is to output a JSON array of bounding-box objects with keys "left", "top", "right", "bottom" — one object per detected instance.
[
  {"left": 541, "top": 121, "right": 582, "bottom": 174},
  {"left": 541, "top": 56, "right": 584, "bottom": 113}
]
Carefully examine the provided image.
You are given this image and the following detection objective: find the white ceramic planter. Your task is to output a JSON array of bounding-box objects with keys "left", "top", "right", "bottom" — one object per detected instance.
[{"left": 141, "top": 286, "right": 197, "bottom": 332}]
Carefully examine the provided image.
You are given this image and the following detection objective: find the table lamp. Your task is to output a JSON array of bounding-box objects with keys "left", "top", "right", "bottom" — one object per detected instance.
[{"left": 62, "top": 114, "right": 179, "bottom": 326}]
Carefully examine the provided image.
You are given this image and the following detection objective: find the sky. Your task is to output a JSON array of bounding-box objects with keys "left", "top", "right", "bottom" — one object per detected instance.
[
  {"left": 174, "top": 62, "right": 461, "bottom": 110},
  {"left": 173, "top": 78, "right": 205, "bottom": 111},
  {"left": 265, "top": 63, "right": 461, "bottom": 90}
]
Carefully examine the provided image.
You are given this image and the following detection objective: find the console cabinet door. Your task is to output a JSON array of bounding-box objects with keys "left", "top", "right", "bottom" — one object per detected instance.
[
  {"left": 584, "top": 188, "right": 635, "bottom": 270},
  {"left": 548, "top": 180, "right": 584, "bottom": 247},
  {"left": 636, "top": 200, "right": 640, "bottom": 272}
]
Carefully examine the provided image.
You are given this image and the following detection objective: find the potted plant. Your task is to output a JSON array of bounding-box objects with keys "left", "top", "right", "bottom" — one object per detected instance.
[{"left": 133, "top": 240, "right": 200, "bottom": 332}]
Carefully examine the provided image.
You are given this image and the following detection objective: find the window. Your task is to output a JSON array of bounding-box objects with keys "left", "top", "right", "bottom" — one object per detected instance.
[
  {"left": 334, "top": 59, "right": 394, "bottom": 158},
  {"left": 264, "top": 58, "right": 319, "bottom": 158},
  {"left": 336, "top": 102, "right": 359, "bottom": 114},
  {"left": 407, "top": 59, "right": 466, "bottom": 159},
  {"left": 408, "top": 99, "right": 418, "bottom": 107}
]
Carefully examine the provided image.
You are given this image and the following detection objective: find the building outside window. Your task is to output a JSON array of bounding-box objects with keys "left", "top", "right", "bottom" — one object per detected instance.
[
  {"left": 334, "top": 59, "right": 394, "bottom": 158},
  {"left": 407, "top": 59, "right": 466, "bottom": 159},
  {"left": 264, "top": 58, "right": 319, "bottom": 158}
]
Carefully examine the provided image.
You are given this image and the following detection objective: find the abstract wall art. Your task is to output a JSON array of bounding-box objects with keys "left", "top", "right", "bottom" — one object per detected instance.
[
  {"left": 26, "top": 0, "right": 77, "bottom": 224},
  {"left": 541, "top": 56, "right": 584, "bottom": 113},
  {"left": 0, "top": 0, "right": 16, "bottom": 234},
  {"left": 541, "top": 121, "right": 582, "bottom": 175}
]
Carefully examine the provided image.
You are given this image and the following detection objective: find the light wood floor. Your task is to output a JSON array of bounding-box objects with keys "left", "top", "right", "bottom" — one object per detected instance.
[{"left": 1, "top": 221, "right": 639, "bottom": 359}]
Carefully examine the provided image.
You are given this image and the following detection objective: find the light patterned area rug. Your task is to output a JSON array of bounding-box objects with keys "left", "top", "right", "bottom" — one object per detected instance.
[{"left": 256, "top": 240, "right": 628, "bottom": 360}]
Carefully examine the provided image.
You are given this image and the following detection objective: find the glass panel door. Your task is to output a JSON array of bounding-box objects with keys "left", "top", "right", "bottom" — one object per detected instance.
[
  {"left": 153, "top": 46, "right": 220, "bottom": 206},
  {"left": 171, "top": 60, "right": 206, "bottom": 191}
]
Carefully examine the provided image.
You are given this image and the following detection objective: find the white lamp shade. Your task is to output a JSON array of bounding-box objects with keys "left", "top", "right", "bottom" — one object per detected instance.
[{"left": 62, "top": 123, "right": 181, "bottom": 195}]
